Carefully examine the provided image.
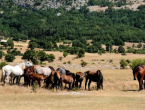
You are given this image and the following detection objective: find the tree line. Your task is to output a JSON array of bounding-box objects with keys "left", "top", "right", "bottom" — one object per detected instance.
[{"left": 0, "top": 0, "right": 145, "bottom": 55}]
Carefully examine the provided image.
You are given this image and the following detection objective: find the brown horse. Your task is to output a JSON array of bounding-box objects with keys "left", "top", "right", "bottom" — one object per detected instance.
[
  {"left": 75, "top": 72, "right": 84, "bottom": 88},
  {"left": 26, "top": 67, "right": 48, "bottom": 87},
  {"left": 132, "top": 65, "right": 145, "bottom": 91},
  {"left": 60, "top": 74, "right": 73, "bottom": 90},
  {"left": 84, "top": 70, "right": 103, "bottom": 91},
  {"left": 45, "top": 71, "right": 60, "bottom": 91}
]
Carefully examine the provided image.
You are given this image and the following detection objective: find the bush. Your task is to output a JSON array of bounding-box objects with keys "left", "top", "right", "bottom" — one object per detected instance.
[
  {"left": 126, "top": 59, "right": 131, "bottom": 64},
  {"left": 130, "top": 59, "right": 145, "bottom": 69},
  {"left": 120, "top": 59, "right": 127, "bottom": 69},
  {"left": 68, "top": 61, "right": 72, "bottom": 64},
  {"left": 0, "top": 62, "right": 7, "bottom": 69},
  {"left": 118, "top": 45, "right": 125, "bottom": 53},
  {"left": 63, "top": 52, "right": 68, "bottom": 57},
  {"left": 137, "top": 42, "right": 142, "bottom": 48},
  {"left": 121, "top": 52, "right": 126, "bottom": 55},
  {"left": 81, "top": 61, "right": 88, "bottom": 67},
  {"left": 58, "top": 56, "right": 63, "bottom": 61},
  {"left": 5, "top": 54, "right": 15, "bottom": 62},
  {"left": 47, "top": 54, "right": 55, "bottom": 62},
  {"left": 77, "top": 48, "right": 85, "bottom": 58},
  {"left": 63, "top": 62, "right": 66, "bottom": 64}
]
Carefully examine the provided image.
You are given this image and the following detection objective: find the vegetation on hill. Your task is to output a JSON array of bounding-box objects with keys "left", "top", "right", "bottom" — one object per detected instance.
[{"left": 0, "top": 0, "right": 145, "bottom": 55}]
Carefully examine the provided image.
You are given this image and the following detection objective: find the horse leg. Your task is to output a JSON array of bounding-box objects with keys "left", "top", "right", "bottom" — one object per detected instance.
[
  {"left": 4, "top": 75, "right": 9, "bottom": 86},
  {"left": 88, "top": 80, "right": 91, "bottom": 91},
  {"left": 79, "top": 81, "right": 82, "bottom": 88},
  {"left": 85, "top": 78, "right": 88, "bottom": 90},
  {"left": 138, "top": 78, "right": 143, "bottom": 91},
  {"left": 17, "top": 76, "right": 21, "bottom": 86}
]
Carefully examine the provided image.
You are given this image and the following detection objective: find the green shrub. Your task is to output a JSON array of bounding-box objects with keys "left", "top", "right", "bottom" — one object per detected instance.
[
  {"left": 120, "top": 59, "right": 127, "bottom": 69},
  {"left": 130, "top": 59, "right": 145, "bottom": 69},
  {"left": 63, "top": 62, "right": 66, "bottom": 64},
  {"left": 126, "top": 59, "right": 131, "bottom": 64},
  {"left": 81, "top": 61, "right": 88, "bottom": 67},
  {"left": 0, "top": 62, "right": 7, "bottom": 69},
  {"left": 101, "top": 59, "right": 105, "bottom": 61},
  {"left": 68, "top": 61, "right": 72, "bottom": 64},
  {"left": 5, "top": 54, "right": 15, "bottom": 62}
]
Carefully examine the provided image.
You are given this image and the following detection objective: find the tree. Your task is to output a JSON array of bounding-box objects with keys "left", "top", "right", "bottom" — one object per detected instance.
[
  {"left": 63, "top": 52, "right": 68, "bottom": 57},
  {"left": 118, "top": 45, "right": 125, "bottom": 53},
  {"left": 47, "top": 54, "right": 55, "bottom": 62},
  {"left": 1, "top": 42, "right": 8, "bottom": 48},
  {"left": 37, "top": 51, "right": 47, "bottom": 64},
  {"left": 5, "top": 54, "right": 15, "bottom": 62},
  {"left": 120, "top": 59, "right": 127, "bottom": 69},
  {"left": 28, "top": 42, "right": 37, "bottom": 50},
  {"left": 137, "top": 42, "right": 142, "bottom": 48},
  {"left": 22, "top": 50, "right": 37, "bottom": 61},
  {"left": 77, "top": 48, "right": 85, "bottom": 58},
  {"left": 7, "top": 38, "right": 14, "bottom": 49}
]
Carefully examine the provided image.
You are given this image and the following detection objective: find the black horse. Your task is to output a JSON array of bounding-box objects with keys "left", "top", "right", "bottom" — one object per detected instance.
[{"left": 84, "top": 70, "right": 103, "bottom": 91}]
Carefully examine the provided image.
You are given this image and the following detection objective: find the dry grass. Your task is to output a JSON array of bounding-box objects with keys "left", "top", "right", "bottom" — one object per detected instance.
[{"left": 0, "top": 41, "right": 145, "bottom": 110}]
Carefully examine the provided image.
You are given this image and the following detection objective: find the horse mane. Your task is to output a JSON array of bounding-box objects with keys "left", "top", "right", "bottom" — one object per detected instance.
[
  {"left": 133, "top": 65, "right": 140, "bottom": 74},
  {"left": 18, "top": 62, "right": 25, "bottom": 70}
]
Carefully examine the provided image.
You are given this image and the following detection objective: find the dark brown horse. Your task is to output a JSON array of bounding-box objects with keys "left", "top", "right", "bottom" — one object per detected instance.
[
  {"left": 75, "top": 72, "right": 84, "bottom": 88},
  {"left": 60, "top": 74, "right": 73, "bottom": 90},
  {"left": 45, "top": 71, "right": 60, "bottom": 91},
  {"left": 84, "top": 70, "right": 103, "bottom": 91},
  {"left": 132, "top": 65, "right": 145, "bottom": 91}
]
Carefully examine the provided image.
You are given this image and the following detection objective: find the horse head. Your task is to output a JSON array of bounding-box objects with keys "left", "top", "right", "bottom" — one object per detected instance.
[
  {"left": 24, "top": 60, "right": 33, "bottom": 67},
  {"left": 83, "top": 71, "right": 89, "bottom": 77},
  {"left": 132, "top": 66, "right": 139, "bottom": 80}
]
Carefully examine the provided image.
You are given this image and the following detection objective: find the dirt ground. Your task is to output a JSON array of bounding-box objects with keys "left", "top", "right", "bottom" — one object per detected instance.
[{"left": 0, "top": 41, "right": 145, "bottom": 110}]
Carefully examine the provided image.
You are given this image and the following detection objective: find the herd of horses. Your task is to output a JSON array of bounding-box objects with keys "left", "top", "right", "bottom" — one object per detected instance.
[
  {"left": 0, "top": 61, "right": 104, "bottom": 91},
  {"left": 1, "top": 61, "right": 145, "bottom": 92}
]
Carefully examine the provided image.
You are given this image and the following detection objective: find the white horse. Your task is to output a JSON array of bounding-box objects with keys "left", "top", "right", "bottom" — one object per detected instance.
[{"left": 1, "top": 60, "right": 33, "bottom": 85}]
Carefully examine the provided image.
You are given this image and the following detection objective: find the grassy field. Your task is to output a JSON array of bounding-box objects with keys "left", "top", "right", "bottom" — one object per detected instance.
[
  {"left": 0, "top": 41, "right": 145, "bottom": 110},
  {"left": 0, "top": 69, "right": 144, "bottom": 110}
]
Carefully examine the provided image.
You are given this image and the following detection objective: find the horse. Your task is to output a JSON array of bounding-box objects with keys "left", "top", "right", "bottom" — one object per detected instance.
[
  {"left": 1, "top": 60, "right": 33, "bottom": 85},
  {"left": 45, "top": 71, "right": 60, "bottom": 91},
  {"left": 26, "top": 71, "right": 48, "bottom": 87},
  {"left": 57, "top": 67, "right": 66, "bottom": 75},
  {"left": 34, "top": 66, "right": 52, "bottom": 76},
  {"left": 132, "top": 65, "right": 145, "bottom": 91},
  {"left": 48, "top": 66, "right": 55, "bottom": 72},
  {"left": 75, "top": 72, "right": 84, "bottom": 88},
  {"left": 84, "top": 70, "right": 103, "bottom": 91},
  {"left": 57, "top": 67, "right": 76, "bottom": 88},
  {"left": 59, "top": 74, "right": 73, "bottom": 90}
]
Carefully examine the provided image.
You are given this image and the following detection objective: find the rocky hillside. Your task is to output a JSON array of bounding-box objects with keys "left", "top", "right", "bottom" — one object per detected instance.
[{"left": 13, "top": 0, "right": 88, "bottom": 10}]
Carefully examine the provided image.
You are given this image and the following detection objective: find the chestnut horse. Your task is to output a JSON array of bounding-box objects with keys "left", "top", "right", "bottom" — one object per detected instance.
[
  {"left": 60, "top": 74, "right": 73, "bottom": 90},
  {"left": 25, "top": 67, "right": 48, "bottom": 87},
  {"left": 75, "top": 72, "right": 84, "bottom": 88},
  {"left": 84, "top": 70, "right": 103, "bottom": 91},
  {"left": 132, "top": 65, "right": 145, "bottom": 91}
]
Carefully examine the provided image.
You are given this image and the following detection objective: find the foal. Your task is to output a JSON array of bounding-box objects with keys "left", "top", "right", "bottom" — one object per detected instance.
[
  {"left": 26, "top": 67, "right": 48, "bottom": 87},
  {"left": 75, "top": 72, "right": 84, "bottom": 88},
  {"left": 60, "top": 74, "right": 73, "bottom": 90}
]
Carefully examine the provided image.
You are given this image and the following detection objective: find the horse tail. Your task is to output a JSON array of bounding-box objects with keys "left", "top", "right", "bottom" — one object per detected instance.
[
  {"left": 54, "top": 72, "right": 60, "bottom": 81},
  {"left": 1, "top": 67, "right": 5, "bottom": 82}
]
